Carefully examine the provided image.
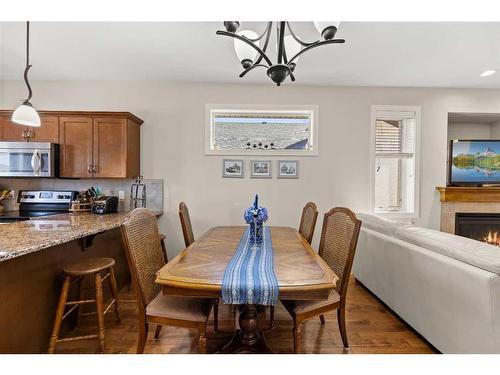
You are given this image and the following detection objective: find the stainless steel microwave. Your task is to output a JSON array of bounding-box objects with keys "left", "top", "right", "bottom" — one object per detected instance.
[{"left": 0, "top": 142, "right": 58, "bottom": 177}]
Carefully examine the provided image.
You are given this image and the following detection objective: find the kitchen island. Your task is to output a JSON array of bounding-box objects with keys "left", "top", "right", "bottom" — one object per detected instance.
[{"left": 0, "top": 211, "right": 159, "bottom": 353}]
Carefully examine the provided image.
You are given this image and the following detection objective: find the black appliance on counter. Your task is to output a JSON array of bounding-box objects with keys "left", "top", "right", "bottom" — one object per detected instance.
[
  {"left": 0, "top": 190, "right": 78, "bottom": 223},
  {"left": 91, "top": 196, "right": 118, "bottom": 215}
]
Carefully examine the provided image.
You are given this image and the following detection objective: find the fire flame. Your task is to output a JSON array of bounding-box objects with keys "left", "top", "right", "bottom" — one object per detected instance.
[{"left": 484, "top": 230, "right": 500, "bottom": 246}]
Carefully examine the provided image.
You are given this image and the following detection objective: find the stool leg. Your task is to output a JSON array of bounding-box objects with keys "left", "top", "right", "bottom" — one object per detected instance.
[
  {"left": 77, "top": 276, "right": 85, "bottom": 326},
  {"left": 48, "top": 275, "right": 71, "bottom": 354},
  {"left": 95, "top": 272, "right": 106, "bottom": 353},
  {"left": 108, "top": 267, "right": 120, "bottom": 322}
]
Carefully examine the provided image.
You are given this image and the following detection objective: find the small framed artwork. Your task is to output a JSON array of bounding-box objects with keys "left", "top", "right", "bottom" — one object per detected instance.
[
  {"left": 251, "top": 160, "right": 272, "bottom": 179},
  {"left": 222, "top": 159, "right": 244, "bottom": 178},
  {"left": 278, "top": 160, "right": 299, "bottom": 179}
]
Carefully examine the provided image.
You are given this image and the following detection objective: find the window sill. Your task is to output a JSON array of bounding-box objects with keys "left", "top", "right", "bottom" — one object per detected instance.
[{"left": 205, "top": 149, "right": 319, "bottom": 157}]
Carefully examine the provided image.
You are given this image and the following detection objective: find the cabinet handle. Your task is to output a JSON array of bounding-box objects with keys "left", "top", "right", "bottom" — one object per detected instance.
[
  {"left": 88, "top": 165, "right": 93, "bottom": 174},
  {"left": 92, "top": 165, "right": 97, "bottom": 174}
]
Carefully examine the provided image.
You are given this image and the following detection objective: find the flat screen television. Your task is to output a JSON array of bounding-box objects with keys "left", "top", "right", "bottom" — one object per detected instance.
[{"left": 449, "top": 140, "right": 500, "bottom": 186}]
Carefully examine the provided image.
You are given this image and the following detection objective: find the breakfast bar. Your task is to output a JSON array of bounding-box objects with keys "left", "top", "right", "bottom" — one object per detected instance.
[{"left": 0, "top": 212, "right": 139, "bottom": 353}]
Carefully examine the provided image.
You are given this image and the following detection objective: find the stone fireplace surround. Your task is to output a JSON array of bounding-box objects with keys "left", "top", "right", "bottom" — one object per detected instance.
[{"left": 437, "top": 187, "right": 500, "bottom": 234}]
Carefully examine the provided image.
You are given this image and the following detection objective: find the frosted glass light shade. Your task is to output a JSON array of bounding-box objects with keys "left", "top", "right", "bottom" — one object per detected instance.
[
  {"left": 284, "top": 35, "right": 302, "bottom": 62},
  {"left": 12, "top": 103, "right": 41, "bottom": 127},
  {"left": 314, "top": 22, "right": 341, "bottom": 39},
  {"left": 234, "top": 30, "right": 259, "bottom": 63}
]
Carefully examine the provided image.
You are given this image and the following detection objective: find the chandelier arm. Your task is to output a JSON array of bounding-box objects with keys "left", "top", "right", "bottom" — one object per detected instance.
[
  {"left": 216, "top": 30, "right": 273, "bottom": 66},
  {"left": 285, "top": 22, "right": 319, "bottom": 47},
  {"left": 277, "top": 22, "right": 286, "bottom": 64},
  {"left": 254, "top": 22, "right": 273, "bottom": 65},
  {"left": 238, "top": 64, "right": 268, "bottom": 78},
  {"left": 248, "top": 22, "right": 272, "bottom": 42},
  {"left": 288, "top": 39, "right": 345, "bottom": 65}
]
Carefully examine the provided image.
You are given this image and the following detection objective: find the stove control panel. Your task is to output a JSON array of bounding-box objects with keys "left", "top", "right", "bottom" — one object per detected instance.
[{"left": 19, "top": 190, "right": 78, "bottom": 204}]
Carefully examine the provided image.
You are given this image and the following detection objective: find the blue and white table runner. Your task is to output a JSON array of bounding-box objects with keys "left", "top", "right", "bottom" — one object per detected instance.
[{"left": 221, "top": 227, "right": 279, "bottom": 306}]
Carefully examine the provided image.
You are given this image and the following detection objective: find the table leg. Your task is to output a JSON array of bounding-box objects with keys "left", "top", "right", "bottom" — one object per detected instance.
[{"left": 219, "top": 304, "right": 273, "bottom": 353}]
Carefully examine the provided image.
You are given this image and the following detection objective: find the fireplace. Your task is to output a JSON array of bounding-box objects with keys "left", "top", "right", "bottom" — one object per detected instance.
[{"left": 455, "top": 213, "right": 500, "bottom": 246}]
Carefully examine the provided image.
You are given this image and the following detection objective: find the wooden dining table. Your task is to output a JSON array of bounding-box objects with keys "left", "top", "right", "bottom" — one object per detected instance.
[{"left": 155, "top": 226, "right": 339, "bottom": 353}]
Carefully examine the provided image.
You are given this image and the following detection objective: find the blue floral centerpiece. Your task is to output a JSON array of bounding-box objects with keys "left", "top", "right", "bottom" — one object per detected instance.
[{"left": 244, "top": 194, "right": 269, "bottom": 244}]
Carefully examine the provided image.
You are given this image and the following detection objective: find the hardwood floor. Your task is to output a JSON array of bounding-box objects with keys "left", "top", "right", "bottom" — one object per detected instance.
[{"left": 53, "top": 277, "right": 437, "bottom": 354}]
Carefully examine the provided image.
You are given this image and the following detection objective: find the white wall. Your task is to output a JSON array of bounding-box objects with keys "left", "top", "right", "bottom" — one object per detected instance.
[
  {"left": 3, "top": 80, "right": 500, "bottom": 256},
  {"left": 447, "top": 122, "right": 493, "bottom": 140}
]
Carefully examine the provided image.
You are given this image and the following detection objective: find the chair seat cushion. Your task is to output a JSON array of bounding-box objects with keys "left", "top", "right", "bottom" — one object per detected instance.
[
  {"left": 146, "top": 294, "right": 211, "bottom": 322},
  {"left": 283, "top": 290, "right": 341, "bottom": 315}
]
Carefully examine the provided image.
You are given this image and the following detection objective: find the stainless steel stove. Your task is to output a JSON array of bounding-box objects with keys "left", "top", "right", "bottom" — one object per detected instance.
[{"left": 0, "top": 190, "right": 78, "bottom": 223}]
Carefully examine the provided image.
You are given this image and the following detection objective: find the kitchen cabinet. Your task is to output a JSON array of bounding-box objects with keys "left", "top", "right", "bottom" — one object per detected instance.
[
  {"left": 0, "top": 115, "right": 59, "bottom": 143},
  {"left": 59, "top": 113, "right": 142, "bottom": 178},
  {"left": 0, "top": 110, "right": 143, "bottom": 178}
]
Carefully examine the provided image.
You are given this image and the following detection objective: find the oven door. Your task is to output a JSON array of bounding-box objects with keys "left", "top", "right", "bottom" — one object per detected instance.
[{"left": 0, "top": 143, "right": 55, "bottom": 177}]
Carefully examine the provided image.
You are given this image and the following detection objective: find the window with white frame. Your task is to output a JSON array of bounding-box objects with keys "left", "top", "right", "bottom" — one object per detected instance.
[
  {"left": 372, "top": 106, "right": 420, "bottom": 217},
  {"left": 205, "top": 106, "right": 318, "bottom": 155}
]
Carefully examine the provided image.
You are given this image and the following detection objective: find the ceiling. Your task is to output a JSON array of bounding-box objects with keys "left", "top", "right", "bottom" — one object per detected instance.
[{"left": 2, "top": 22, "right": 500, "bottom": 88}]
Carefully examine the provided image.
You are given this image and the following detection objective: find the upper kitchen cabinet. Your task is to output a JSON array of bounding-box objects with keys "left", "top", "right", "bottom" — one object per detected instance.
[
  {"left": 0, "top": 115, "right": 59, "bottom": 143},
  {"left": 59, "top": 112, "right": 142, "bottom": 178}
]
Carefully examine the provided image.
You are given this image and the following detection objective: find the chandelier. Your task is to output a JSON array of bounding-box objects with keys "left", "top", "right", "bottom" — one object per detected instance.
[{"left": 216, "top": 22, "right": 345, "bottom": 86}]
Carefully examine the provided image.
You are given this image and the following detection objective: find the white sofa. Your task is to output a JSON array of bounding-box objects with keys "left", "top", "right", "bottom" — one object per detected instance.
[{"left": 352, "top": 213, "right": 500, "bottom": 353}]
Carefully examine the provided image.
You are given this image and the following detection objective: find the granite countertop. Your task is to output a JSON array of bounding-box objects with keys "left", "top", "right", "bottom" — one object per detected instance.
[{"left": 0, "top": 211, "right": 162, "bottom": 262}]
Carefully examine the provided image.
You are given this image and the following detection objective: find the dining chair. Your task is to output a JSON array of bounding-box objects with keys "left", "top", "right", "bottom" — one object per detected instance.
[
  {"left": 178, "top": 201, "right": 220, "bottom": 327},
  {"left": 268, "top": 201, "right": 319, "bottom": 329},
  {"left": 179, "top": 202, "right": 195, "bottom": 248},
  {"left": 298, "top": 202, "right": 318, "bottom": 244},
  {"left": 121, "top": 208, "right": 216, "bottom": 353},
  {"left": 281, "top": 207, "right": 361, "bottom": 353}
]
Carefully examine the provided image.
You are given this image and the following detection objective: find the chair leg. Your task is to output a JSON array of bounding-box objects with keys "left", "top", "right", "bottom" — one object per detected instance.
[
  {"left": 213, "top": 299, "right": 219, "bottom": 332},
  {"left": 269, "top": 306, "right": 275, "bottom": 328},
  {"left": 108, "top": 267, "right": 121, "bottom": 322},
  {"left": 293, "top": 320, "right": 302, "bottom": 354},
  {"left": 154, "top": 325, "right": 162, "bottom": 339},
  {"left": 137, "top": 321, "right": 149, "bottom": 354},
  {"left": 94, "top": 272, "right": 106, "bottom": 353},
  {"left": 198, "top": 327, "right": 208, "bottom": 354},
  {"left": 337, "top": 306, "right": 348, "bottom": 349},
  {"left": 319, "top": 314, "right": 325, "bottom": 325},
  {"left": 48, "top": 275, "right": 71, "bottom": 354}
]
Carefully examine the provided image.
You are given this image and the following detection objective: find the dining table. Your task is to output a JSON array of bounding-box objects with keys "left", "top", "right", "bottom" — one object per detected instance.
[{"left": 155, "top": 226, "right": 339, "bottom": 353}]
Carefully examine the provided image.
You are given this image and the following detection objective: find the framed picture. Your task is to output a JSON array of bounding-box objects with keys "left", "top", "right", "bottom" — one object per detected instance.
[
  {"left": 278, "top": 160, "right": 299, "bottom": 179},
  {"left": 222, "top": 159, "right": 244, "bottom": 178},
  {"left": 250, "top": 160, "right": 272, "bottom": 178}
]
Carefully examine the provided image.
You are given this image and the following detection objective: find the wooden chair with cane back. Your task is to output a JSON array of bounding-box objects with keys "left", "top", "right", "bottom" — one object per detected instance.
[
  {"left": 179, "top": 201, "right": 219, "bottom": 329},
  {"left": 281, "top": 207, "right": 361, "bottom": 353},
  {"left": 269, "top": 201, "right": 319, "bottom": 328},
  {"left": 121, "top": 208, "right": 216, "bottom": 353}
]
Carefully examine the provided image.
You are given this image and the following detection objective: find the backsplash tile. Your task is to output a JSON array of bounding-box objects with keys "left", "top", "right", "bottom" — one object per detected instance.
[{"left": 0, "top": 178, "right": 164, "bottom": 213}]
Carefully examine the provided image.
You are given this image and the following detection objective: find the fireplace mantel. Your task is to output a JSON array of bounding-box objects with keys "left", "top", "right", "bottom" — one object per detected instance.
[
  {"left": 437, "top": 187, "right": 500, "bottom": 234},
  {"left": 436, "top": 186, "right": 500, "bottom": 203}
]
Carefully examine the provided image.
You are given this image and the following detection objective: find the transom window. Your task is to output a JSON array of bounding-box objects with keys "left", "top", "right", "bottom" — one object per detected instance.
[
  {"left": 205, "top": 106, "right": 318, "bottom": 156},
  {"left": 371, "top": 106, "right": 420, "bottom": 218}
]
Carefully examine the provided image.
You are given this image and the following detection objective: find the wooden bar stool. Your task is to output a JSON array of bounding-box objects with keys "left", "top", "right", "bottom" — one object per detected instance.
[{"left": 48, "top": 257, "right": 120, "bottom": 354}]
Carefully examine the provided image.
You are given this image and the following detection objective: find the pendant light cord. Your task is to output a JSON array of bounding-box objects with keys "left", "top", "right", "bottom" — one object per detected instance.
[{"left": 23, "top": 21, "right": 33, "bottom": 104}]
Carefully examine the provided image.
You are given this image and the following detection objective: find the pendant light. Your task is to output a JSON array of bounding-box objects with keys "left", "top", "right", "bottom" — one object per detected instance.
[{"left": 12, "top": 21, "right": 41, "bottom": 127}]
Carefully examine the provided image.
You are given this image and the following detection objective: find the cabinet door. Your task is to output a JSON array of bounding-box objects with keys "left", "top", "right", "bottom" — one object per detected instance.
[
  {"left": 31, "top": 116, "right": 60, "bottom": 143},
  {"left": 93, "top": 118, "right": 127, "bottom": 178},
  {"left": 0, "top": 116, "right": 59, "bottom": 142},
  {"left": 59, "top": 117, "right": 94, "bottom": 178},
  {"left": 0, "top": 117, "right": 27, "bottom": 141}
]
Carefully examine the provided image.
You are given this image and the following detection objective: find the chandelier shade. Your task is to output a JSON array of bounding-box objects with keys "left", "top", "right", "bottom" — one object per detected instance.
[
  {"left": 12, "top": 102, "right": 41, "bottom": 127},
  {"left": 234, "top": 30, "right": 260, "bottom": 68},
  {"left": 217, "top": 21, "right": 345, "bottom": 86}
]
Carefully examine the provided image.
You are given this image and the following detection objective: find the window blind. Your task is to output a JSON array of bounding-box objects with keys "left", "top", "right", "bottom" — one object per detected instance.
[{"left": 375, "top": 111, "right": 415, "bottom": 158}]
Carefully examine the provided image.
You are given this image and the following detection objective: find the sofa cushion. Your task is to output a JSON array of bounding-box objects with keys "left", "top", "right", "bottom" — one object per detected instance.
[
  {"left": 395, "top": 225, "right": 500, "bottom": 275},
  {"left": 356, "top": 212, "right": 408, "bottom": 237}
]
